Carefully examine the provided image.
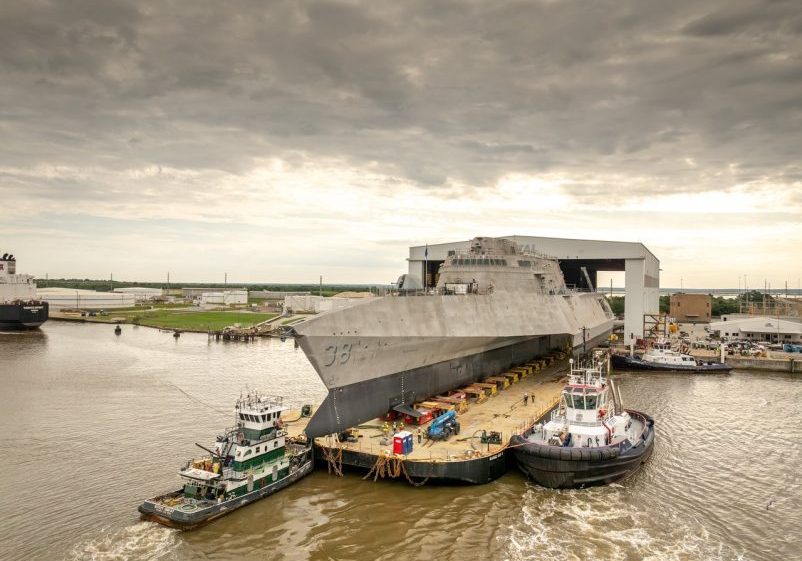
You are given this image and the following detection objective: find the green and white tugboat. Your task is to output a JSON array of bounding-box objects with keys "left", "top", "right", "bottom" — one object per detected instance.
[{"left": 139, "top": 391, "right": 313, "bottom": 530}]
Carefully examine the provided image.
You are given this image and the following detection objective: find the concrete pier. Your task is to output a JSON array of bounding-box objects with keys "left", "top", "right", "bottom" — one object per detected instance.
[{"left": 724, "top": 356, "right": 801, "bottom": 373}]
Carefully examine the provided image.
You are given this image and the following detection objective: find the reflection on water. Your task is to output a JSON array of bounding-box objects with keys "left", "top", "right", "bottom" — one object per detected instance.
[{"left": 1, "top": 322, "right": 800, "bottom": 561}]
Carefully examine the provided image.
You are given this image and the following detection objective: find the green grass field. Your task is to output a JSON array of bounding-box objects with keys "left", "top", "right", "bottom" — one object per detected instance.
[{"left": 112, "top": 310, "right": 277, "bottom": 331}]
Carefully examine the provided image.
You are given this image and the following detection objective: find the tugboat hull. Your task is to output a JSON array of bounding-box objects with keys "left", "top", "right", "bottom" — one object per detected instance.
[
  {"left": 510, "top": 410, "right": 654, "bottom": 489},
  {"left": 612, "top": 353, "right": 731, "bottom": 372},
  {"left": 138, "top": 459, "right": 314, "bottom": 530}
]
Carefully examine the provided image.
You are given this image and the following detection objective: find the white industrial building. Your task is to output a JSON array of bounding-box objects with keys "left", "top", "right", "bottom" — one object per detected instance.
[
  {"left": 38, "top": 288, "right": 136, "bottom": 310},
  {"left": 285, "top": 294, "right": 375, "bottom": 314},
  {"left": 200, "top": 290, "right": 248, "bottom": 306},
  {"left": 709, "top": 316, "right": 802, "bottom": 344},
  {"left": 113, "top": 287, "right": 163, "bottom": 301},
  {"left": 405, "top": 235, "right": 660, "bottom": 340}
]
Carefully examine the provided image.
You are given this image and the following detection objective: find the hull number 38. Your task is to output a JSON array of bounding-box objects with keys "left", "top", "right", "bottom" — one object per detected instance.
[{"left": 323, "top": 343, "right": 352, "bottom": 366}]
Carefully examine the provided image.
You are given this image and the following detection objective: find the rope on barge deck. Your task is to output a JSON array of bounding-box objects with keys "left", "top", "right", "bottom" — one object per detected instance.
[
  {"left": 321, "top": 442, "right": 343, "bottom": 477},
  {"left": 363, "top": 454, "right": 432, "bottom": 487}
]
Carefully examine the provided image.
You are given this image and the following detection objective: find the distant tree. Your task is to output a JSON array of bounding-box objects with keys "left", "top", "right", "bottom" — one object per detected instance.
[
  {"left": 606, "top": 296, "right": 625, "bottom": 315},
  {"left": 711, "top": 296, "right": 739, "bottom": 316}
]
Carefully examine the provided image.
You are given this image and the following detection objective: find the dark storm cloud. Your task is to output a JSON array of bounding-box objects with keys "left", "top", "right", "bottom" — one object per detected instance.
[{"left": 1, "top": 0, "right": 801, "bottom": 201}]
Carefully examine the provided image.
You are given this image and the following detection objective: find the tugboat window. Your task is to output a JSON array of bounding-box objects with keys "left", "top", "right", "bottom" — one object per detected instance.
[{"left": 586, "top": 395, "right": 598, "bottom": 409}]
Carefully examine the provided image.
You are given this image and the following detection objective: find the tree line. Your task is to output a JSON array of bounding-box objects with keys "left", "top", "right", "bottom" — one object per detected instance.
[{"left": 606, "top": 290, "right": 774, "bottom": 317}]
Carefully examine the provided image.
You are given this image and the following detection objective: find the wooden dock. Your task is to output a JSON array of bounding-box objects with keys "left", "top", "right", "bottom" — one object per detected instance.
[{"left": 285, "top": 352, "right": 570, "bottom": 484}]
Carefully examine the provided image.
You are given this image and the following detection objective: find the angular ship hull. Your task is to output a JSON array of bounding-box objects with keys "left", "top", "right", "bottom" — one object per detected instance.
[
  {"left": 0, "top": 301, "right": 49, "bottom": 330},
  {"left": 295, "top": 290, "right": 613, "bottom": 437}
]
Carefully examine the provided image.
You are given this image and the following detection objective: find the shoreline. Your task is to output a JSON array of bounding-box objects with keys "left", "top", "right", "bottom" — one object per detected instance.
[{"left": 47, "top": 309, "right": 278, "bottom": 334}]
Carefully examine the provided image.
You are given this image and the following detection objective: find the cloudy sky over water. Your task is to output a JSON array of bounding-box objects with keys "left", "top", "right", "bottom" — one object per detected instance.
[{"left": 2, "top": 0, "right": 801, "bottom": 288}]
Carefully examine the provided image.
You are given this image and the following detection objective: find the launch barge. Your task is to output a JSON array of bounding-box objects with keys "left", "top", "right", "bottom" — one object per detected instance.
[{"left": 286, "top": 353, "right": 570, "bottom": 485}]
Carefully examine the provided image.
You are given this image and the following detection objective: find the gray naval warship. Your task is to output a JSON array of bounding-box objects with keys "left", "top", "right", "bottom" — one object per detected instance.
[{"left": 293, "top": 237, "right": 615, "bottom": 438}]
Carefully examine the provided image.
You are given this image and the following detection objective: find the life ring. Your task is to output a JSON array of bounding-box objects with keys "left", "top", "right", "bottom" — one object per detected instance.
[
  {"left": 598, "top": 408, "right": 606, "bottom": 419},
  {"left": 276, "top": 419, "right": 284, "bottom": 428}
]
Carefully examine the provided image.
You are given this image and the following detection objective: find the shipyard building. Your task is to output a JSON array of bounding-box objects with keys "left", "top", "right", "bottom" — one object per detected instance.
[
  {"left": 37, "top": 288, "right": 136, "bottom": 310},
  {"left": 113, "top": 287, "right": 164, "bottom": 301},
  {"left": 670, "top": 293, "right": 712, "bottom": 323},
  {"left": 404, "top": 235, "right": 660, "bottom": 340},
  {"left": 710, "top": 316, "right": 802, "bottom": 344}
]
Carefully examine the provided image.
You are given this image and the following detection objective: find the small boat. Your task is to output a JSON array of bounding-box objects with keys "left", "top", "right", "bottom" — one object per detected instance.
[
  {"left": 510, "top": 351, "right": 654, "bottom": 488},
  {"left": 139, "top": 391, "right": 314, "bottom": 530},
  {"left": 612, "top": 340, "right": 731, "bottom": 372}
]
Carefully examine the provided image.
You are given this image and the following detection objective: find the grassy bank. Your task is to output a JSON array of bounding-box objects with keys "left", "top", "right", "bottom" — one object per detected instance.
[{"left": 80, "top": 309, "right": 278, "bottom": 331}]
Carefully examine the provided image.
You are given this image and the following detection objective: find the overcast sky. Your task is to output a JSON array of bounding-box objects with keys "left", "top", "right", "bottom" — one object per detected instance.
[{"left": 2, "top": 0, "right": 801, "bottom": 288}]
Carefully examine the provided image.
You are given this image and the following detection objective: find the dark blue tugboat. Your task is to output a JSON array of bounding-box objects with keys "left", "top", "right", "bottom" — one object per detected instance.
[{"left": 612, "top": 340, "right": 731, "bottom": 372}]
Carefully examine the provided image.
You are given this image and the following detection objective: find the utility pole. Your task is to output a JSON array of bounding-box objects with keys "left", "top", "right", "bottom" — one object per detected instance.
[
  {"left": 319, "top": 275, "right": 323, "bottom": 297},
  {"left": 224, "top": 272, "right": 227, "bottom": 286},
  {"left": 110, "top": 273, "right": 113, "bottom": 291},
  {"left": 745, "top": 274, "right": 749, "bottom": 312}
]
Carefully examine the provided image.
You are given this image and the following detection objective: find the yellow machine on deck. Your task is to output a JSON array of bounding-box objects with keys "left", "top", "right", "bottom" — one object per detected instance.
[
  {"left": 473, "top": 382, "right": 498, "bottom": 396},
  {"left": 484, "top": 376, "right": 510, "bottom": 389},
  {"left": 461, "top": 386, "right": 488, "bottom": 403}
]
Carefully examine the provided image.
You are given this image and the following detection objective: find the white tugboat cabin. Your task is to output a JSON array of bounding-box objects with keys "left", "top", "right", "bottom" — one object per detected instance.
[{"left": 537, "top": 352, "right": 638, "bottom": 449}]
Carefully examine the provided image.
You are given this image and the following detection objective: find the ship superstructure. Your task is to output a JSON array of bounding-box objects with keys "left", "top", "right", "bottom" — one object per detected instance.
[
  {"left": 0, "top": 252, "right": 48, "bottom": 329},
  {"left": 293, "top": 236, "right": 614, "bottom": 438}
]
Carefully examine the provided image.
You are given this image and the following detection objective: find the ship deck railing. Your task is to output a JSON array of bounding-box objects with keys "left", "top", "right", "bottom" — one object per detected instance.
[
  {"left": 394, "top": 287, "right": 590, "bottom": 297},
  {"left": 445, "top": 247, "right": 558, "bottom": 260}
]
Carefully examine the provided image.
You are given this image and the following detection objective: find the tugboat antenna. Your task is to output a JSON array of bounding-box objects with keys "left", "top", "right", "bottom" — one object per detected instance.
[{"left": 195, "top": 442, "right": 224, "bottom": 459}]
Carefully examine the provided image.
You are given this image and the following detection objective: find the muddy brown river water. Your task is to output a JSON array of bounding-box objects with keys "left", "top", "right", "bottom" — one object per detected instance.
[{"left": 1, "top": 322, "right": 800, "bottom": 560}]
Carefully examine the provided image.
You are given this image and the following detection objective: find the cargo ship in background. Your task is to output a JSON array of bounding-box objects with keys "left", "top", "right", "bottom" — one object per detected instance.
[
  {"left": 292, "top": 237, "right": 615, "bottom": 438},
  {"left": 0, "top": 252, "right": 48, "bottom": 330}
]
